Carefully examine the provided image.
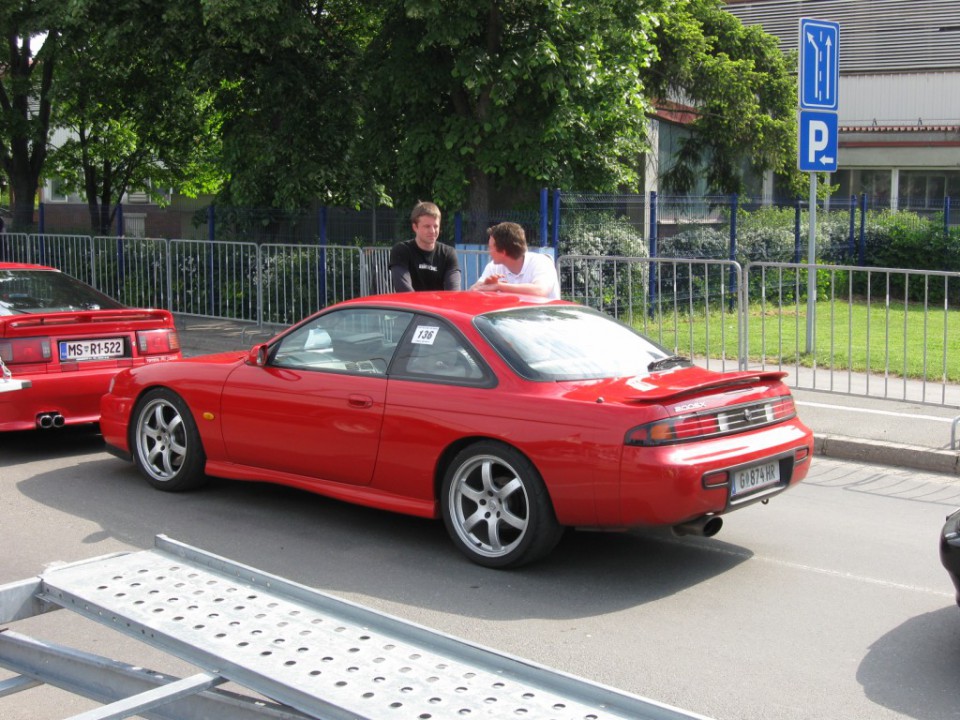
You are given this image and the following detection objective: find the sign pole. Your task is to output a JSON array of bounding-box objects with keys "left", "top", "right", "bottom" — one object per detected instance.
[
  {"left": 798, "top": 17, "right": 839, "bottom": 357},
  {"left": 806, "top": 173, "right": 817, "bottom": 354}
]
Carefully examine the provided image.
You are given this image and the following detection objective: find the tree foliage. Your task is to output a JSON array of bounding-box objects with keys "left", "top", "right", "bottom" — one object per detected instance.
[
  {"left": 0, "top": 0, "right": 62, "bottom": 229},
  {"left": 646, "top": 0, "right": 800, "bottom": 196},
  {"left": 361, "top": 0, "right": 660, "bottom": 234},
  {"left": 48, "top": 0, "right": 216, "bottom": 234},
  {"left": 0, "top": 0, "right": 800, "bottom": 232},
  {"left": 193, "top": 0, "right": 382, "bottom": 209}
]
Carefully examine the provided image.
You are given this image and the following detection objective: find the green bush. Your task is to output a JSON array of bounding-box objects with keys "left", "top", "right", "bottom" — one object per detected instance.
[{"left": 557, "top": 211, "right": 649, "bottom": 318}]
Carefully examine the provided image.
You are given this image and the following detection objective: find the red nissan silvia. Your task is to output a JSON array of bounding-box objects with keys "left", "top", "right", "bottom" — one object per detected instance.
[
  {"left": 0, "top": 262, "right": 181, "bottom": 431},
  {"left": 101, "top": 292, "right": 813, "bottom": 567}
]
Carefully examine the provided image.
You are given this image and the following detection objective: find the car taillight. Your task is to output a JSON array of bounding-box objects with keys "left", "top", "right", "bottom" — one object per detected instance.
[
  {"left": 626, "top": 394, "right": 797, "bottom": 446},
  {"left": 136, "top": 329, "right": 181, "bottom": 355},
  {"left": 0, "top": 337, "right": 53, "bottom": 364}
]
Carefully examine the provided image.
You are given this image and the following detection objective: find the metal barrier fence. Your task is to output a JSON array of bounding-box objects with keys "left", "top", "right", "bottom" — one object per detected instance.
[
  {"left": 558, "top": 255, "right": 744, "bottom": 374},
  {"left": 745, "top": 262, "right": 960, "bottom": 407},
  {"left": 3, "top": 233, "right": 960, "bottom": 408}
]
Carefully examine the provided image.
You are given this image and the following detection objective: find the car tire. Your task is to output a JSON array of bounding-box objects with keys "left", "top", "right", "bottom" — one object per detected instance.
[
  {"left": 441, "top": 441, "right": 563, "bottom": 568},
  {"left": 131, "top": 388, "right": 207, "bottom": 492}
]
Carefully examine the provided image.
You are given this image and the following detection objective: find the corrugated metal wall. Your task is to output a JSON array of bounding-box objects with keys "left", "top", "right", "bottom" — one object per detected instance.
[
  {"left": 841, "top": 72, "right": 960, "bottom": 125},
  {"left": 725, "top": 0, "right": 960, "bottom": 73}
]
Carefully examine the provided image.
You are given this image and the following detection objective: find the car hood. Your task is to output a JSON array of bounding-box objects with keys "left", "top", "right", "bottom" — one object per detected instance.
[{"left": 560, "top": 367, "right": 789, "bottom": 406}]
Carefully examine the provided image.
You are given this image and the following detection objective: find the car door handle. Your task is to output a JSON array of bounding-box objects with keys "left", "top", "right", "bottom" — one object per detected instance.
[{"left": 348, "top": 394, "right": 373, "bottom": 409}]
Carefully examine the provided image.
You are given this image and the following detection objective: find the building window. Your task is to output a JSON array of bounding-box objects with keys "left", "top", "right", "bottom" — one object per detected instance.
[
  {"left": 834, "top": 170, "right": 892, "bottom": 207},
  {"left": 123, "top": 213, "right": 146, "bottom": 238},
  {"left": 898, "top": 171, "right": 958, "bottom": 211}
]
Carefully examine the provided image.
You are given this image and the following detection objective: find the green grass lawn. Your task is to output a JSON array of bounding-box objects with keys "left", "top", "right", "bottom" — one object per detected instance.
[{"left": 638, "top": 300, "right": 960, "bottom": 382}]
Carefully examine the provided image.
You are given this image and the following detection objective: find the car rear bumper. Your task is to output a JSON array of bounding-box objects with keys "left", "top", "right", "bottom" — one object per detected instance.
[
  {"left": 940, "top": 508, "right": 960, "bottom": 607},
  {"left": 0, "top": 370, "right": 113, "bottom": 431},
  {"left": 614, "top": 419, "right": 814, "bottom": 527}
]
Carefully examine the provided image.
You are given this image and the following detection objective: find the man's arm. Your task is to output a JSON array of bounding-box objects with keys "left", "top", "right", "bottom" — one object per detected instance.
[
  {"left": 389, "top": 242, "right": 415, "bottom": 292},
  {"left": 480, "top": 280, "right": 549, "bottom": 297},
  {"left": 391, "top": 265, "right": 415, "bottom": 292},
  {"left": 443, "top": 268, "right": 463, "bottom": 291}
]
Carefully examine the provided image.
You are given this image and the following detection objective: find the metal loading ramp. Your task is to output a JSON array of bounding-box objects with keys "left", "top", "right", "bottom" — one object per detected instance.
[{"left": 0, "top": 535, "right": 710, "bottom": 720}]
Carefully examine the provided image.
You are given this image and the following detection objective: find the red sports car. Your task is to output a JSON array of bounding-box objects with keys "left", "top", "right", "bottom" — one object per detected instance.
[
  {"left": 101, "top": 292, "right": 813, "bottom": 567},
  {"left": 0, "top": 262, "right": 181, "bottom": 431}
]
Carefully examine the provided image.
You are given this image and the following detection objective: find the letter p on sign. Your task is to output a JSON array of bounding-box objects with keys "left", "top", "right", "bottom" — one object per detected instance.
[{"left": 808, "top": 121, "right": 828, "bottom": 163}]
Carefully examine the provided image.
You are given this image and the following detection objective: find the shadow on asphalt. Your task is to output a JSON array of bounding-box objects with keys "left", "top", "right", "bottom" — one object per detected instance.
[
  {"left": 12, "top": 449, "right": 752, "bottom": 622},
  {"left": 858, "top": 605, "right": 960, "bottom": 720},
  {"left": 0, "top": 425, "right": 104, "bottom": 468}
]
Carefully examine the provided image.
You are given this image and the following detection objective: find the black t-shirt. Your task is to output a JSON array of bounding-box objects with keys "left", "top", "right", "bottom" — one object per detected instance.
[{"left": 389, "top": 239, "right": 461, "bottom": 291}]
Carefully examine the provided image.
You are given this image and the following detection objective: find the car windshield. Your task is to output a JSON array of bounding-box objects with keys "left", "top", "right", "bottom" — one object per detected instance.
[
  {"left": 474, "top": 305, "right": 674, "bottom": 381},
  {"left": 0, "top": 269, "right": 125, "bottom": 315}
]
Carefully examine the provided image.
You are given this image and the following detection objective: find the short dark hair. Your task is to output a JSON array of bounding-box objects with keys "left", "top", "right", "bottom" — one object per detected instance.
[
  {"left": 487, "top": 222, "right": 527, "bottom": 260},
  {"left": 411, "top": 201, "right": 441, "bottom": 224}
]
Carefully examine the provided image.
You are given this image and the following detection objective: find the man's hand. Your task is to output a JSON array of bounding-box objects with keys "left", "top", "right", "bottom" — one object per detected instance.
[{"left": 472, "top": 274, "right": 503, "bottom": 292}]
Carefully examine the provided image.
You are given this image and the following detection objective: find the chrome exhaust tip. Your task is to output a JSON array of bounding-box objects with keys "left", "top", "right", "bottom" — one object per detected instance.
[
  {"left": 672, "top": 515, "right": 723, "bottom": 538},
  {"left": 36, "top": 412, "right": 65, "bottom": 429}
]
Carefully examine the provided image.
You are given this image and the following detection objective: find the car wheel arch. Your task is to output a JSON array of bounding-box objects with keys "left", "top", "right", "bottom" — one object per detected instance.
[
  {"left": 433, "top": 436, "right": 549, "bottom": 504},
  {"left": 437, "top": 437, "right": 564, "bottom": 568},
  {"left": 129, "top": 386, "right": 208, "bottom": 492}
]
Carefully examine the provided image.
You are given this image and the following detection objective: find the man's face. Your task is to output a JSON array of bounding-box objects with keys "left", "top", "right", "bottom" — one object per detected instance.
[
  {"left": 412, "top": 215, "right": 440, "bottom": 249},
  {"left": 487, "top": 236, "right": 507, "bottom": 264}
]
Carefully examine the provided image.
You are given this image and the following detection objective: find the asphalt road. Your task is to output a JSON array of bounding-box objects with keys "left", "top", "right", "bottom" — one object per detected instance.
[{"left": 2, "top": 427, "right": 959, "bottom": 720}]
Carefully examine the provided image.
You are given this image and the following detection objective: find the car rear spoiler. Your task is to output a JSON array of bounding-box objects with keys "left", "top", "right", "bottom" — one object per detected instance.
[
  {"left": 625, "top": 369, "right": 790, "bottom": 402},
  {"left": 0, "top": 308, "right": 174, "bottom": 334}
]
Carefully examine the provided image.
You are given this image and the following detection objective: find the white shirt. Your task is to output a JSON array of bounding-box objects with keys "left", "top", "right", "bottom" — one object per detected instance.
[{"left": 478, "top": 250, "right": 561, "bottom": 299}]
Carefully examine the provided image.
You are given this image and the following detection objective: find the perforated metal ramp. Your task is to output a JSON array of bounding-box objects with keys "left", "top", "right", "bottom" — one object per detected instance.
[{"left": 2, "top": 535, "right": 710, "bottom": 720}]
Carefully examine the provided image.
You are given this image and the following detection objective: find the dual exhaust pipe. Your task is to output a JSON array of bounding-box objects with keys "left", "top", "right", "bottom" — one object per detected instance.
[{"left": 36, "top": 412, "right": 66, "bottom": 429}]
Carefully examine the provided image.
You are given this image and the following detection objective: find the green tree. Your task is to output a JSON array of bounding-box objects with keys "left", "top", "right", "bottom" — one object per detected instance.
[
  {"left": 193, "top": 0, "right": 381, "bottom": 210},
  {"left": 648, "top": 0, "right": 800, "bottom": 195},
  {"left": 47, "top": 1, "right": 218, "bottom": 234},
  {"left": 362, "top": 0, "right": 658, "bottom": 236},
  {"left": 0, "top": 1, "right": 61, "bottom": 230},
  {"left": 362, "top": 0, "right": 799, "bottom": 229}
]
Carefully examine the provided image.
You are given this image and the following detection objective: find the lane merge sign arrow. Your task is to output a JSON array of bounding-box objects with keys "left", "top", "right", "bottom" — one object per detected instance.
[{"left": 799, "top": 18, "right": 839, "bottom": 111}]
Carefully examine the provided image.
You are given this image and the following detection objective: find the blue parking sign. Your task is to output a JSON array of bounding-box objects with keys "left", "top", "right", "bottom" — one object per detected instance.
[
  {"left": 798, "top": 110, "right": 838, "bottom": 172},
  {"left": 799, "top": 19, "right": 839, "bottom": 111}
]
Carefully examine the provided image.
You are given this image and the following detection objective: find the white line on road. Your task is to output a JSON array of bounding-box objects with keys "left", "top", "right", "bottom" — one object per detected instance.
[
  {"left": 668, "top": 536, "right": 954, "bottom": 598},
  {"left": 796, "top": 400, "right": 954, "bottom": 423}
]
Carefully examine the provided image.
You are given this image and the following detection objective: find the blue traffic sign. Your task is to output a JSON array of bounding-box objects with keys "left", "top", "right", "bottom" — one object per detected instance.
[
  {"left": 799, "top": 18, "right": 839, "bottom": 111},
  {"left": 798, "top": 110, "right": 838, "bottom": 172}
]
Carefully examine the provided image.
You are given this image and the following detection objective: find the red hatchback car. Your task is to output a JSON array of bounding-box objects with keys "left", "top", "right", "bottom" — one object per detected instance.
[
  {"left": 0, "top": 263, "right": 181, "bottom": 431},
  {"left": 101, "top": 292, "right": 813, "bottom": 567}
]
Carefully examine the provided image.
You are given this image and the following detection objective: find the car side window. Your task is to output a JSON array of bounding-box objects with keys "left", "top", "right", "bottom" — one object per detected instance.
[
  {"left": 271, "top": 309, "right": 413, "bottom": 375},
  {"left": 398, "top": 321, "right": 486, "bottom": 382}
]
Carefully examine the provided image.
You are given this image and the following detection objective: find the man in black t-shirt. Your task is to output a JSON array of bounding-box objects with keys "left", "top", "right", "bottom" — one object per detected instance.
[{"left": 389, "top": 201, "right": 461, "bottom": 292}]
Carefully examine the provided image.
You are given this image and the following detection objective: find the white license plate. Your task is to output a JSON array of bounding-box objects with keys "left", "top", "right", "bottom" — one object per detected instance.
[
  {"left": 732, "top": 460, "right": 781, "bottom": 497},
  {"left": 59, "top": 338, "right": 125, "bottom": 361}
]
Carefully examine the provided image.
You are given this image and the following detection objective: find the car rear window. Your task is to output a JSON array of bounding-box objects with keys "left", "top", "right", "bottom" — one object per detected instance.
[
  {"left": 0, "top": 270, "right": 125, "bottom": 315},
  {"left": 474, "top": 305, "right": 671, "bottom": 381}
]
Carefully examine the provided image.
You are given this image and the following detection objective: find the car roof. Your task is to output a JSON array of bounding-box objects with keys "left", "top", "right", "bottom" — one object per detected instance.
[
  {"left": 336, "top": 291, "right": 573, "bottom": 321},
  {"left": 0, "top": 262, "right": 58, "bottom": 272}
]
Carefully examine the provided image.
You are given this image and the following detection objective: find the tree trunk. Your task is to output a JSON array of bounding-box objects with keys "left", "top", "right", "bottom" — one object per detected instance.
[
  {"left": 10, "top": 179, "right": 38, "bottom": 231},
  {"left": 465, "top": 166, "right": 491, "bottom": 244}
]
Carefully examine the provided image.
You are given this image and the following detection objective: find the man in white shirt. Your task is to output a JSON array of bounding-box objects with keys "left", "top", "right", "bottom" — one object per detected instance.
[{"left": 470, "top": 222, "right": 560, "bottom": 299}]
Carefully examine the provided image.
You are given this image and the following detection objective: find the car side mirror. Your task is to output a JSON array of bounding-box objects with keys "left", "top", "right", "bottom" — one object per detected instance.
[{"left": 247, "top": 343, "right": 269, "bottom": 367}]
